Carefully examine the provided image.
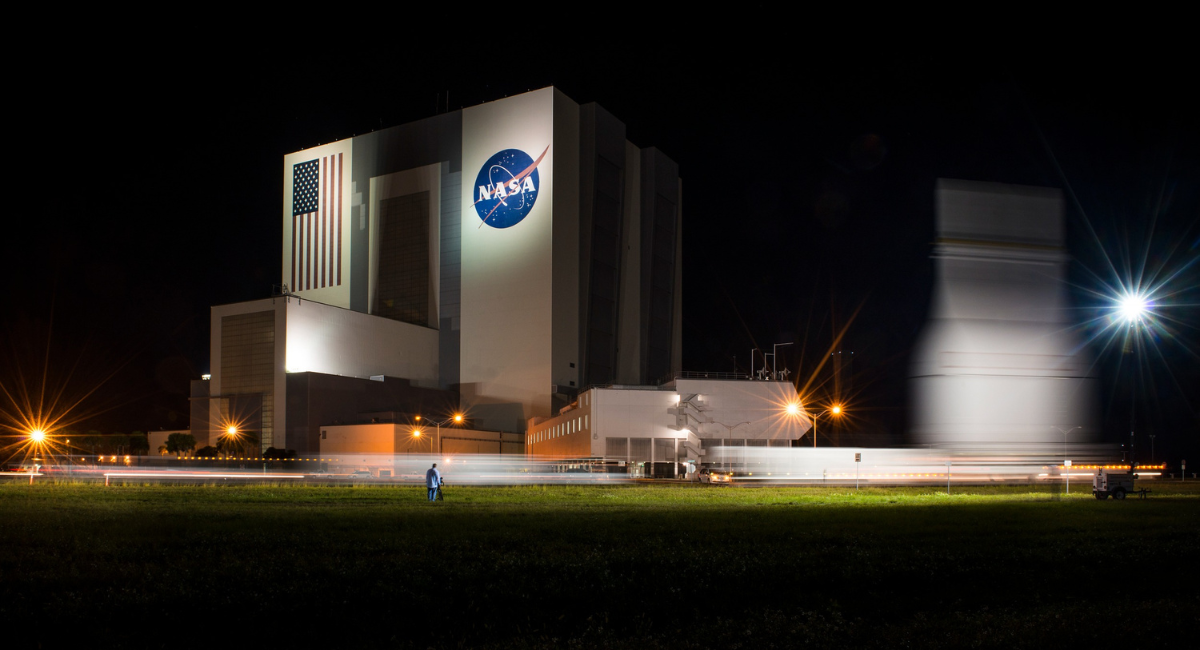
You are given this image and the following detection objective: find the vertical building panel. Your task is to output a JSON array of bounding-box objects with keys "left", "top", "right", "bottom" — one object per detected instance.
[{"left": 460, "top": 89, "right": 557, "bottom": 432}]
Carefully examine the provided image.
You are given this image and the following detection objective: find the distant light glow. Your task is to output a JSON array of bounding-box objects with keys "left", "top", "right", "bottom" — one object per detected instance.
[{"left": 227, "top": 426, "right": 238, "bottom": 436}]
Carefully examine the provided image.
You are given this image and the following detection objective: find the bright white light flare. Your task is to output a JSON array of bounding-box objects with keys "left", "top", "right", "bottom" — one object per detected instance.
[{"left": 1118, "top": 293, "right": 1149, "bottom": 324}]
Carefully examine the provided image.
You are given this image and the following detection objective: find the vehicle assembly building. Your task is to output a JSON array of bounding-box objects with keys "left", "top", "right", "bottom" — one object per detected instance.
[{"left": 194, "top": 87, "right": 686, "bottom": 455}]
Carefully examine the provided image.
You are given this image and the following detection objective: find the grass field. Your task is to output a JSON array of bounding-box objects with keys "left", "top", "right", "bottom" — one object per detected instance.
[{"left": 2, "top": 481, "right": 1198, "bottom": 649}]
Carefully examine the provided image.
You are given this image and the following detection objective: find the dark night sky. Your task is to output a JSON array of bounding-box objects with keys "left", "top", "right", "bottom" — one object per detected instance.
[{"left": 6, "top": 39, "right": 1198, "bottom": 461}]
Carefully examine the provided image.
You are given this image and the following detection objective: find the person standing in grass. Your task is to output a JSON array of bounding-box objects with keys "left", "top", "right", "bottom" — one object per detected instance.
[{"left": 426, "top": 463, "right": 443, "bottom": 502}]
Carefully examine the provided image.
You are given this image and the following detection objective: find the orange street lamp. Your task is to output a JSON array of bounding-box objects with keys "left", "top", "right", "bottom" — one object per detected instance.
[
  {"left": 806, "top": 405, "right": 844, "bottom": 448},
  {"left": 418, "top": 414, "right": 465, "bottom": 455},
  {"left": 29, "top": 429, "right": 46, "bottom": 443},
  {"left": 412, "top": 428, "right": 433, "bottom": 454}
]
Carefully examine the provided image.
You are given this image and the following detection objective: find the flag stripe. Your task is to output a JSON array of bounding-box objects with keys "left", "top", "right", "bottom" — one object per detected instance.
[
  {"left": 321, "top": 156, "right": 327, "bottom": 288},
  {"left": 308, "top": 209, "right": 314, "bottom": 290},
  {"left": 337, "top": 153, "right": 343, "bottom": 286}
]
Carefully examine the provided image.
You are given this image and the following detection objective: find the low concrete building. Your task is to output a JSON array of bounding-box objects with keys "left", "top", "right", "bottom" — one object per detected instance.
[
  {"left": 526, "top": 375, "right": 811, "bottom": 476},
  {"left": 319, "top": 422, "right": 523, "bottom": 477}
]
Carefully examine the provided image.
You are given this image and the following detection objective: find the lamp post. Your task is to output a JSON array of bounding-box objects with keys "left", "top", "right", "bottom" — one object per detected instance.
[
  {"left": 433, "top": 414, "right": 463, "bottom": 456},
  {"left": 1052, "top": 426, "right": 1081, "bottom": 458},
  {"left": 804, "top": 405, "right": 843, "bottom": 448},
  {"left": 1119, "top": 292, "right": 1149, "bottom": 475},
  {"left": 763, "top": 342, "right": 793, "bottom": 380},
  {"left": 223, "top": 426, "right": 239, "bottom": 461},
  {"left": 416, "top": 414, "right": 464, "bottom": 456},
  {"left": 412, "top": 428, "right": 432, "bottom": 454}
]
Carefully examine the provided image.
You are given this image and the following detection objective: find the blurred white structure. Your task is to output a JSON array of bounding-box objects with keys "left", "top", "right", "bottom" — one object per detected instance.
[{"left": 911, "top": 180, "right": 1094, "bottom": 449}]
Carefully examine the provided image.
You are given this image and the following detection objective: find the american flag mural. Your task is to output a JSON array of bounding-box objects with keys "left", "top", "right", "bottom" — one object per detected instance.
[{"left": 291, "top": 154, "right": 342, "bottom": 291}]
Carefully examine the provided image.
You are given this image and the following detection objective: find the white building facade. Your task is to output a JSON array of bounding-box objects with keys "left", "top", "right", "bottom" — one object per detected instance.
[{"left": 527, "top": 378, "right": 811, "bottom": 474}]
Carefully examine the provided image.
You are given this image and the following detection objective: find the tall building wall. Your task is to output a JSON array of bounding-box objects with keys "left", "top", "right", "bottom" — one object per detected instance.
[
  {"left": 551, "top": 92, "right": 582, "bottom": 411},
  {"left": 459, "top": 88, "right": 559, "bottom": 432},
  {"left": 579, "top": 103, "right": 629, "bottom": 387},
  {"left": 616, "top": 141, "right": 644, "bottom": 385},
  {"left": 439, "top": 165, "right": 463, "bottom": 390},
  {"left": 640, "top": 148, "right": 681, "bottom": 384}
]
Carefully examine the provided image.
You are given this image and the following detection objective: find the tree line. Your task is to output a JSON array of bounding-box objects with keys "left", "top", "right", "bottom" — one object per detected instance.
[{"left": 62, "top": 432, "right": 151, "bottom": 456}]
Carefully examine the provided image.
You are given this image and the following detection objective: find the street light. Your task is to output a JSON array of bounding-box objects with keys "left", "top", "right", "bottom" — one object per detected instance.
[
  {"left": 1117, "top": 291, "right": 1150, "bottom": 473},
  {"left": 419, "top": 414, "right": 465, "bottom": 455},
  {"left": 29, "top": 429, "right": 46, "bottom": 443},
  {"left": 222, "top": 426, "right": 240, "bottom": 459},
  {"left": 804, "top": 404, "right": 844, "bottom": 448},
  {"left": 1052, "top": 425, "right": 1081, "bottom": 457},
  {"left": 412, "top": 428, "right": 431, "bottom": 454},
  {"left": 712, "top": 421, "right": 749, "bottom": 469},
  {"left": 763, "top": 342, "right": 793, "bottom": 380},
  {"left": 1118, "top": 293, "right": 1149, "bottom": 325}
]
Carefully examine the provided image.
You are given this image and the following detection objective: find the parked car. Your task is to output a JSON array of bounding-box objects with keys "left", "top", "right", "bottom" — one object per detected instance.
[
  {"left": 349, "top": 470, "right": 373, "bottom": 479},
  {"left": 699, "top": 468, "right": 733, "bottom": 484}
]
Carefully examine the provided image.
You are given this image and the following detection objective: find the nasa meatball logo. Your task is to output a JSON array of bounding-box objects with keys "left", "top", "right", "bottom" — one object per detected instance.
[{"left": 473, "top": 145, "right": 548, "bottom": 229}]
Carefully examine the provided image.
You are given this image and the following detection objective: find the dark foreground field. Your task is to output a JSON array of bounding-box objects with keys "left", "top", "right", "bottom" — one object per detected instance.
[{"left": 2, "top": 482, "right": 1197, "bottom": 649}]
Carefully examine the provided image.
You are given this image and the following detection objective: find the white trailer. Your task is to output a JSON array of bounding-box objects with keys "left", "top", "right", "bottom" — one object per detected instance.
[{"left": 1092, "top": 469, "right": 1135, "bottom": 500}]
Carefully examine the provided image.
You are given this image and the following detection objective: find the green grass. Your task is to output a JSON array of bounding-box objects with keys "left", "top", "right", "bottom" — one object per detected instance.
[{"left": 3, "top": 481, "right": 1198, "bottom": 648}]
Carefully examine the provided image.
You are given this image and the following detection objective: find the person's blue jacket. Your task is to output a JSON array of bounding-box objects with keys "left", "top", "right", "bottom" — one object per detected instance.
[{"left": 426, "top": 467, "right": 442, "bottom": 488}]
